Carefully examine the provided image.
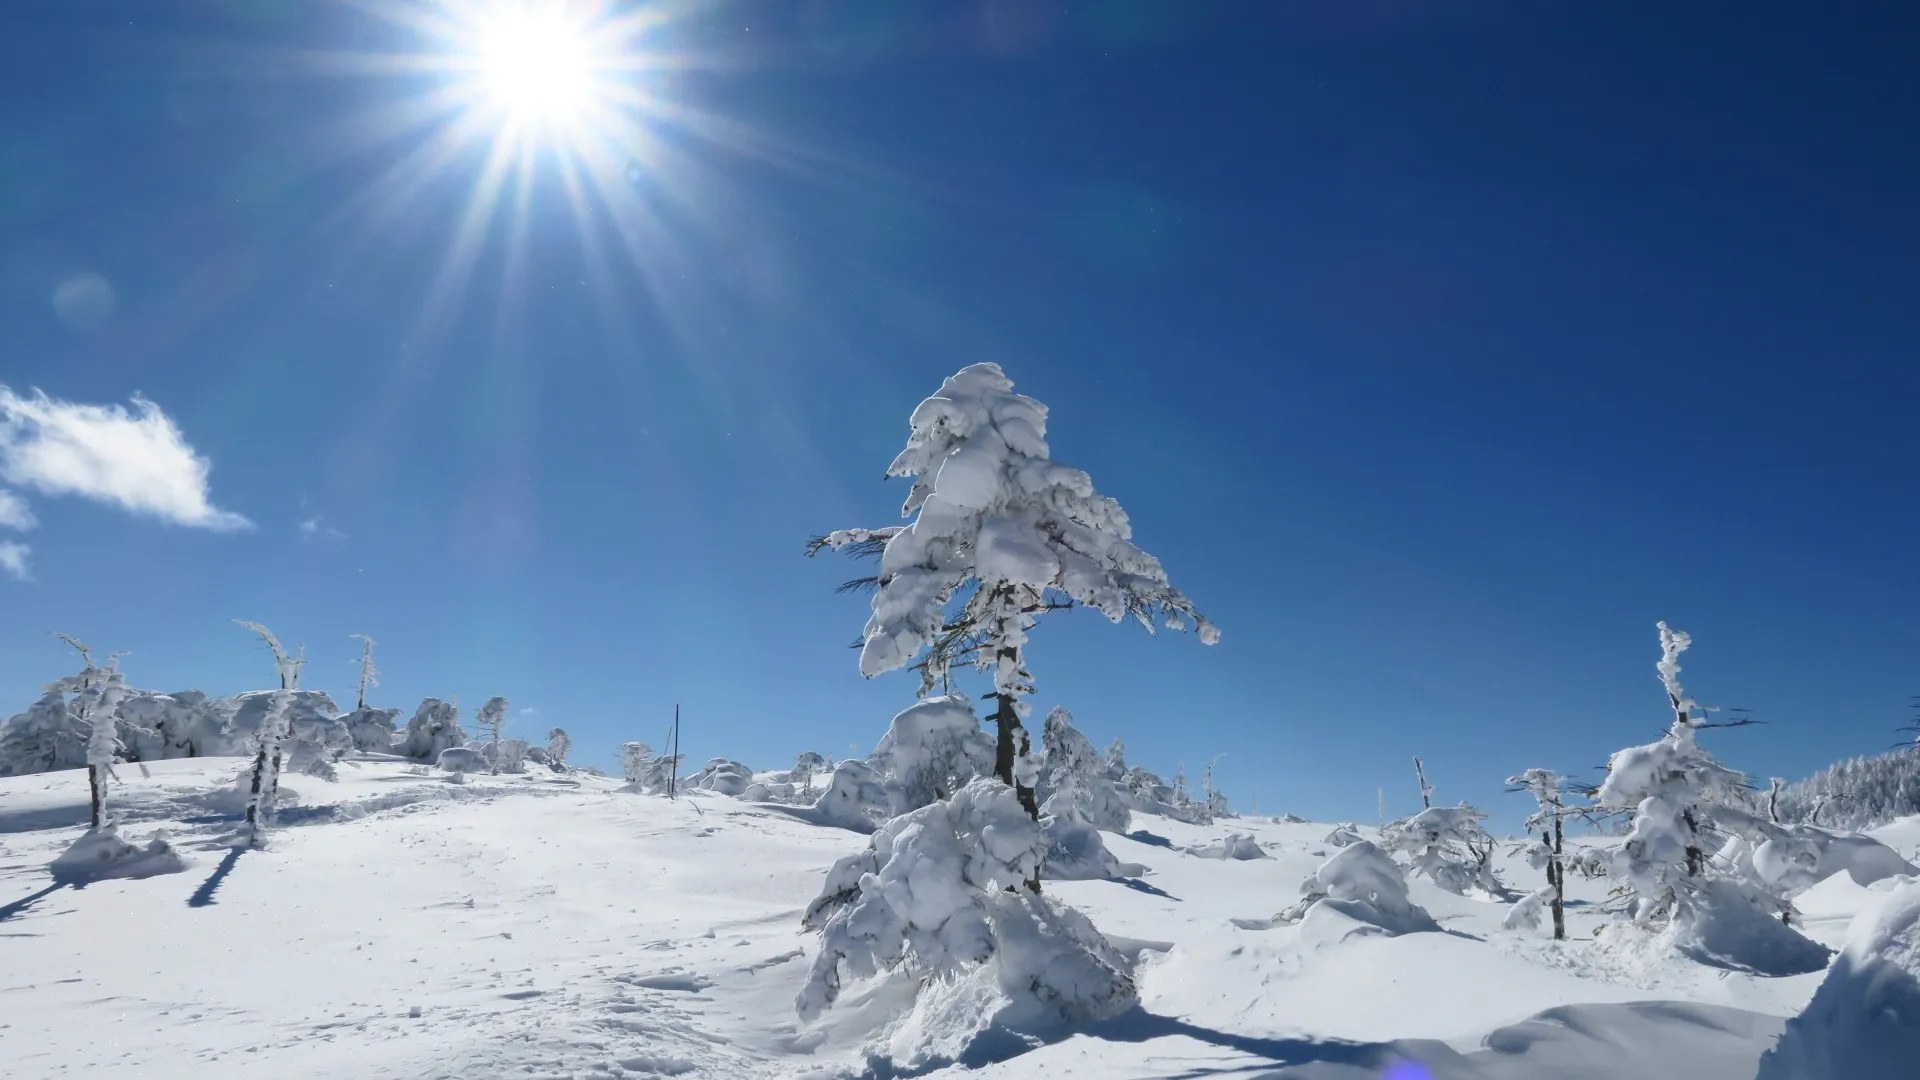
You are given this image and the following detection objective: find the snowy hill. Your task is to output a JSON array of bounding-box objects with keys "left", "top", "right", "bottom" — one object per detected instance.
[{"left": 4, "top": 760, "right": 1913, "bottom": 1079}]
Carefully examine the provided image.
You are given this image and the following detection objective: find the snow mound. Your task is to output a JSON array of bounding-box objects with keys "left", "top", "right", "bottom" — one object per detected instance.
[
  {"left": 1752, "top": 825, "right": 1916, "bottom": 896},
  {"left": 1323, "top": 823, "right": 1363, "bottom": 847},
  {"left": 686, "top": 758, "right": 754, "bottom": 797},
  {"left": 1664, "top": 878, "right": 1831, "bottom": 976},
  {"left": 1040, "top": 813, "right": 1147, "bottom": 881},
  {"left": 436, "top": 746, "right": 488, "bottom": 779},
  {"left": 812, "top": 759, "right": 889, "bottom": 831},
  {"left": 1185, "top": 833, "right": 1267, "bottom": 860},
  {"left": 1758, "top": 876, "right": 1920, "bottom": 1079},
  {"left": 1278, "top": 840, "right": 1438, "bottom": 938},
  {"left": 49, "top": 824, "right": 187, "bottom": 885}
]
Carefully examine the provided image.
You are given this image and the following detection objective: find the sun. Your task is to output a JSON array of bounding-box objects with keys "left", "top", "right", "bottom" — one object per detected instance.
[{"left": 475, "top": 8, "right": 596, "bottom": 120}]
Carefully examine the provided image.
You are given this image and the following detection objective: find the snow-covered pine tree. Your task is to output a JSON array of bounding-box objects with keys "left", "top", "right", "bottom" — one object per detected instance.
[
  {"left": 474, "top": 696, "right": 509, "bottom": 773},
  {"left": 546, "top": 727, "right": 572, "bottom": 769},
  {"left": 398, "top": 698, "right": 466, "bottom": 761},
  {"left": 1507, "top": 768, "right": 1570, "bottom": 939},
  {"left": 1104, "top": 738, "right": 1126, "bottom": 777},
  {"left": 1379, "top": 803, "right": 1503, "bottom": 896},
  {"left": 809, "top": 363, "right": 1218, "bottom": 818},
  {"left": 1595, "top": 622, "right": 1828, "bottom": 973},
  {"left": 1038, "top": 707, "right": 1130, "bottom": 833}
]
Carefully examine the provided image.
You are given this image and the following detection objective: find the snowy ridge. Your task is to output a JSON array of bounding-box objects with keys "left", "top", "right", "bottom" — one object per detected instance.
[{"left": 5, "top": 758, "right": 1916, "bottom": 1079}]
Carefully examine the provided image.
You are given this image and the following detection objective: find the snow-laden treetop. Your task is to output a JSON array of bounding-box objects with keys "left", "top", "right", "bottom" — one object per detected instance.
[{"left": 832, "top": 362, "right": 1219, "bottom": 682}]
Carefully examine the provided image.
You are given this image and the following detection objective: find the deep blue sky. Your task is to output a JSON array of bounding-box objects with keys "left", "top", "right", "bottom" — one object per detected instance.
[{"left": 1, "top": 1, "right": 1915, "bottom": 824}]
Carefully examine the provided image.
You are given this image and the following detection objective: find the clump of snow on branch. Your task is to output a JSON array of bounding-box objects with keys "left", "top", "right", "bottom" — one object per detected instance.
[
  {"left": 797, "top": 777, "right": 1136, "bottom": 1040},
  {"left": 866, "top": 696, "right": 992, "bottom": 813},
  {"left": 1757, "top": 876, "right": 1920, "bottom": 1079}
]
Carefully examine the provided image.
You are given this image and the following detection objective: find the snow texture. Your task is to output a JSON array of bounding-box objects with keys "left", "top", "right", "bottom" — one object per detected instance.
[{"left": 1758, "top": 876, "right": 1920, "bottom": 1079}]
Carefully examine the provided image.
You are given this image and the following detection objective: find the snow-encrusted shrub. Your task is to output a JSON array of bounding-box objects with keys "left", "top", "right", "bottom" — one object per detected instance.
[
  {"left": 398, "top": 698, "right": 466, "bottom": 761},
  {"left": 437, "top": 746, "right": 488, "bottom": 782},
  {"left": 49, "top": 824, "right": 186, "bottom": 885},
  {"left": 1757, "top": 876, "right": 1920, "bottom": 1079},
  {"left": 1275, "top": 840, "right": 1438, "bottom": 937},
  {"left": 339, "top": 705, "right": 402, "bottom": 754},
  {"left": 1596, "top": 623, "right": 1828, "bottom": 974},
  {"left": 1747, "top": 824, "right": 1916, "bottom": 897},
  {"left": 0, "top": 686, "right": 85, "bottom": 776},
  {"left": 473, "top": 696, "right": 509, "bottom": 768},
  {"left": 687, "top": 758, "right": 754, "bottom": 796},
  {"left": 493, "top": 738, "right": 530, "bottom": 774},
  {"left": 546, "top": 727, "right": 572, "bottom": 769},
  {"left": 790, "top": 751, "right": 828, "bottom": 798},
  {"left": 1185, "top": 833, "right": 1267, "bottom": 861},
  {"left": 621, "top": 742, "right": 652, "bottom": 786},
  {"left": 813, "top": 759, "right": 890, "bottom": 830},
  {"left": 867, "top": 696, "right": 992, "bottom": 814},
  {"left": 797, "top": 778, "right": 1136, "bottom": 1039},
  {"left": 1036, "top": 707, "right": 1130, "bottom": 833},
  {"left": 117, "top": 690, "right": 230, "bottom": 759},
  {"left": 1379, "top": 804, "right": 1503, "bottom": 896},
  {"left": 1323, "top": 824, "right": 1364, "bottom": 847}
]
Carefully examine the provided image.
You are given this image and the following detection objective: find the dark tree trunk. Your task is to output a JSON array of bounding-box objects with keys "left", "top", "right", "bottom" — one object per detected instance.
[
  {"left": 990, "top": 676, "right": 1039, "bottom": 820},
  {"left": 243, "top": 742, "right": 270, "bottom": 838},
  {"left": 1548, "top": 819, "right": 1567, "bottom": 942},
  {"left": 89, "top": 765, "right": 105, "bottom": 829}
]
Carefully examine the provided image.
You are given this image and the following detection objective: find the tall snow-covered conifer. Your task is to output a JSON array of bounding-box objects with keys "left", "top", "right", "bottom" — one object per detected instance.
[
  {"left": 235, "top": 620, "right": 303, "bottom": 690},
  {"left": 812, "top": 363, "right": 1219, "bottom": 818}
]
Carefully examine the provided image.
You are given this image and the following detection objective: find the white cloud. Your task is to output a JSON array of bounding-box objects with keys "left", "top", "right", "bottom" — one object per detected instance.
[
  {"left": 0, "top": 386, "right": 250, "bottom": 531},
  {"left": 299, "top": 515, "right": 347, "bottom": 541},
  {"left": 0, "top": 488, "right": 34, "bottom": 531},
  {"left": 0, "top": 540, "right": 30, "bottom": 581}
]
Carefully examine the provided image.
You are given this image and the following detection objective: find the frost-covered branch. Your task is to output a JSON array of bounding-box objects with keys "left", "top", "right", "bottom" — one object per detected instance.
[
  {"left": 349, "top": 633, "right": 380, "bottom": 710},
  {"left": 235, "top": 620, "right": 300, "bottom": 690}
]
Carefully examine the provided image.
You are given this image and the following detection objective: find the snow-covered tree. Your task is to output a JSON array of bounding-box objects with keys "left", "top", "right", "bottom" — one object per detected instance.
[
  {"left": 342, "top": 705, "right": 401, "bottom": 754},
  {"left": 1104, "top": 738, "right": 1126, "bottom": 776},
  {"left": 797, "top": 777, "right": 1136, "bottom": 1028},
  {"left": 1775, "top": 746, "right": 1920, "bottom": 831},
  {"left": 474, "top": 696, "right": 509, "bottom": 773},
  {"left": 1202, "top": 754, "right": 1231, "bottom": 819},
  {"left": 791, "top": 751, "right": 828, "bottom": 797},
  {"left": 493, "top": 738, "right": 530, "bottom": 774},
  {"left": 0, "top": 685, "right": 83, "bottom": 776},
  {"left": 812, "top": 758, "right": 890, "bottom": 829},
  {"left": 1379, "top": 803, "right": 1503, "bottom": 896},
  {"left": 398, "top": 698, "right": 466, "bottom": 761},
  {"left": 546, "top": 727, "right": 572, "bottom": 769},
  {"left": 1595, "top": 622, "right": 1828, "bottom": 973},
  {"left": 1037, "top": 707, "right": 1130, "bottom": 833},
  {"left": 1507, "top": 768, "right": 1571, "bottom": 939},
  {"left": 810, "top": 364, "right": 1219, "bottom": 817},
  {"left": 235, "top": 620, "right": 304, "bottom": 690},
  {"left": 82, "top": 669, "right": 129, "bottom": 828},
  {"left": 348, "top": 633, "right": 380, "bottom": 709},
  {"left": 242, "top": 690, "right": 294, "bottom": 846},
  {"left": 621, "top": 741, "right": 652, "bottom": 785}
]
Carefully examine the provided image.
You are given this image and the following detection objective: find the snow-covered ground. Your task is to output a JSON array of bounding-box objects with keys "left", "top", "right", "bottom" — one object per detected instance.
[{"left": 0, "top": 759, "right": 1908, "bottom": 1079}]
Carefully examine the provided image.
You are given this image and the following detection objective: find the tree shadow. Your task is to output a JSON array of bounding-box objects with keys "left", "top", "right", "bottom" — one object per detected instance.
[
  {"left": 1114, "top": 877, "right": 1181, "bottom": 901},
  {"left": 188, "top": 847, "right": 245, "bottom": 908},
  {"left": 854, "top": 1006, "right": 1405, "bottom": 1079},
  {"left": 0, "top": 883, "right": 66, "bottom": 924},
  {"left": 1124, "top": 830, "right": 1174, "bottom": 849}
]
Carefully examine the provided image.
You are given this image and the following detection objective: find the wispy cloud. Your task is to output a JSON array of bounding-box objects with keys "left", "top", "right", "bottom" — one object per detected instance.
[
  {"left": 0, "top": 386, "right": 250, "bottom": 531},
  {"left": 0, "top": 540, "right": 29, "bottom": 581},
  {"left": 299, "top": 515, "right": 347, "bottom": 541},
  {"left": 0, "top": 488, "right": 33, "bottom": 531}
]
